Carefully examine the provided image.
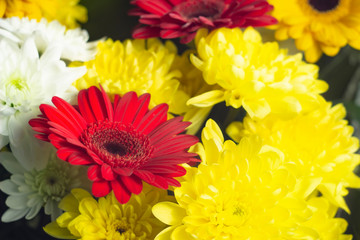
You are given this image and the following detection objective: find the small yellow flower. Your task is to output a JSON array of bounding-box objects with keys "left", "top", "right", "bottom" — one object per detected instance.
[
  {"left": 227, "top": 102, "right": 360, "bottom": 212},
  {"left": 153, "top": 119, "right": 350, "bottom": 239},
  {"left": 44, "top": 185, "right": 173, "bottom": 240},
  {"left": 188, "top": 27, "right": 328, "bottom": 119},
  {"left": 0, "top": 0, "right": 87, "bottom": 28},
  {"left": 269, "top": 0, "right": 360, "bottom": 62}
]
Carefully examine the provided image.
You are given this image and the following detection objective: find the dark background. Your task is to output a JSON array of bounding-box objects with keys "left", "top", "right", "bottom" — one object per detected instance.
[{"left": 1, "top": 0, "right": 360, "bottom": 239}]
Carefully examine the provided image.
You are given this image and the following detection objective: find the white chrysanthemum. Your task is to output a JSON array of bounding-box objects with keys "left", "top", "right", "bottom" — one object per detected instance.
[
  {"left": 0, "top": 150, "right": 90, "bottom": 222},
  {"left": 0, "top": 38, "right": 86, "bottom": 169},
  {"left": 0, "top": 17, "right": 97, "bottom": 62}
]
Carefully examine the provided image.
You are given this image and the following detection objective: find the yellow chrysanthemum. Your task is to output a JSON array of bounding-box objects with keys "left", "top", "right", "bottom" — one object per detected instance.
[
  {"left": 44, "top": 185, "right": 174, "bottom": 240},
  {"left": 227, "top": 102, "right": 360, "bottom": 212},
  {"left": 188, "top": 27, "right": 328, "bottom": 120},
  {"left": 73, "top": 38, "right": 186, "bottom": 114},
  {"left": 153, "top": 119, "right": 350, "bottom": 239},
  {"left": 0, "top": 0, "right": 87, "bottom": 28},
  {"left": 269, "top": 0, "right": 360, "bottom": 62}
]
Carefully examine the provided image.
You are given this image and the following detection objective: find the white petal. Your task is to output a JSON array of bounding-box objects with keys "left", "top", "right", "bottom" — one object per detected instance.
[
  {"left": 0, "top": 152, "right": 26, "bottom": 174},
  {"left": 25, "top": 202, "right": 42, "bottom": 220},
  {"left": 0, "top": 134, "right": 9, "bottom": 149},
  {"left": 1, "top": 208, "right": 29, "bottom": 222},
  {"left": 0, "top": 180, "right": 18, "bottom": 194},
  {"left": 6, "top": 194, "right": 29, "bottom": 209},
  {"left": 0, "top": 116, "right": 9, "bottom": 136},
  {"left": 22, "top": 38, "right": 39, "bottom": 60},
  {"left": 8, "top": 114, "right": 51, "bottom": 170},
  {"left": 10, "top": 174, "right": 25, "bottom": 186}
]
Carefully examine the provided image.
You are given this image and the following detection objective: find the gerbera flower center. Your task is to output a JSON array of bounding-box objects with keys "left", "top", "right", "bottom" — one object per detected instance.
[
  {"left": 81, "top": 121, "right": 154, "bottom": 169},
  {"left": 308, "top": 0, "right": 340, "bottom": 12},
  {"left": 173, "top": 0, "right": 225, "bottom": 20}
]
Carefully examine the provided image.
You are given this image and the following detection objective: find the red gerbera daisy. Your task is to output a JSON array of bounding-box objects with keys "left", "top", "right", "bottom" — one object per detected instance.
[
  {"left": 129, "top": 0, "right": 277, "bottom": 43},
  {"left": 29, "top": 86, "right": 199, "bottom": 204}
]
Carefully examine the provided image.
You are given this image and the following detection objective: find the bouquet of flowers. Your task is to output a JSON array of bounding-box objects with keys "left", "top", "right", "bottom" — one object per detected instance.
[{"left": 1, "top": 0, "right": 360, "bottom": 239}]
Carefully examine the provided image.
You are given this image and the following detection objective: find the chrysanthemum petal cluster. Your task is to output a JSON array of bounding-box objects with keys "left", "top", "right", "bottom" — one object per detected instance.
[
  {"left": 30, "top": 86, "right": 199, "bottom": 204},
  {"left": 268, "top": 0, "right": 360, "bottom": 62},
  {"left": 129, "top": 0, "right": 277, "bottom": 43},
  {"left": 153, "top": 119, "right": 351, "bottom": 239},
  {"left": 0, "top": 17, "right": 97, "bottom": 62},
  {"left": 72, "top": 38, "right": 187, "bottom": 114},
  {"left": 0, "top": 0, "right": 87, "bottom": 29},
  {"left": 188, "top": 27, "right": 329, "bottom": 119},
  {"left": 227, "top": 102, "right": 360, "bottom": 212},
  {"left": 0, "top": 37, "right": 86, "bottom": 170},
  {"left": 0, "top": 150, "right": 90, "bottom": 222},
  {"left": 44, "top": 186, "right": 173, "bottom": 239}
]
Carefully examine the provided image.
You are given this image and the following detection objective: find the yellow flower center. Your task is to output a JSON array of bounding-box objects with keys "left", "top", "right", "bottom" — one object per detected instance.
[
  {"left": 215, "top": 201, "right": 250, "bottom": 227},
  {"left": 108, "top": 220, "right": 131, "bottom": 237},
  {"left": 298, "top": 0, "right": 350, "bottom": 21}
]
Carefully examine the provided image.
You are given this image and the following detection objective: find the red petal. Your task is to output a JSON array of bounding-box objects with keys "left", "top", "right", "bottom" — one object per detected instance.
[
  {"left": 111, "top": 180, "right": 131, "bottom": 204},
  {"left": 132, "top": 26, "right": 161, "bottom": 39},
  {"left": 119, "top": 175, "right": 143, "bottom": 195},
  {"left": 51, "top": 96, "right": 87, "bottom": 131},
  {"left": 78, "top": 89, "right": 96, "bottom": 123},
  {"left": 160, "top": 29, "right": 185, "bottom": 39},
  {"left": 165, "top": 177, "right": 181, "bottom": 187},
  {"left": 101, "top": 163, "right": 116, "bottom": 181},
  {"left": 179, "top": 32, "right": 197, "bottom": 44},
  {"left": 135, "top": 103, "right": 168, "bottom": 135},
  {"left": 57, "top": 146, "right": 85, "bottom": 161},
  {"left": 134, "top": 170, "right": 168, "bottom": 189},
  {"left": 48, "top": 121, "right": 78, "bottom": 139},
  {"left": 99, "top": 85, "right": 114, "bottom": 121},
  {"left": 131, "top": 94, "right": 150, "bottom": 127},
  {"left": 145, "top": 154, "right": 198, "bottom": 165},
  {"left": 87, "top": 165, "right": 102, "bottom": 181},
  {"left": 48, "top": 133, "right": 67, "bottom": 149},
  {"left": 88, "top": 86, "right": 107, "bottom": 121},
  {"left": 114, "top": 91, "right": 138, "bottom": 123},
  {"left": 85, "top": 149, "right": 105, "bottom": 165},
  {"left": 148, "top": 116, "right": 190, "bottom": 145},
  {"left": 40, "top": 104, "right": 82, "bottom": 137},
  {"left": 142, "top": 164, "right": 186, "bottom": 174},
  {"left": 92, "top": 181, "right": 111, "bottom": 197},
  {"left": 67, "top": 151, "right": 94, "bottom": 165},
  {"left": 139, "top": 15, "right": 161, "bottom": 25},
  {"left": 134, "top": 0, "right": 172, "bottom": 15},
  {"left": 112, "top": 167, "right": 134, "bottom": 176},
  {"left": 153, "top": 135, "right": 198, "bottom": 155}
]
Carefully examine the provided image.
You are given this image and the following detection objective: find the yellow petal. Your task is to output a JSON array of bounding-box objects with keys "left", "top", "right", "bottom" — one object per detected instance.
[
  {"left": 187, "top": 90, "right": 224, "bottom": 107},
  {"left": 243, "top": 27, "right": 262, "bottom": 43},
  {"left": 43, "top": 222, "right": 76, "bottom": 239},
  {"left": 226, "top": 121, "right": 243, "bottom": 142},
  {"left": 171, "top": 225, "right": 195, "bottom": 240},
  {"left": 304, "top": 44, "right": 322, "bottom": 63},
  {"left": 242, "top": 98, "right": 271, "bottom": 119},
  {"left": 0, "top": 1, "right": 5, "bottom": 17},
  {"left": 152, "top": 202, "right": 186, "bottom": 226},
  {"left": 275, "top": 27, "right": 289, "bottom": 41},
  {"left": 155, "top": 226, "right": 177, "bottom": 240},
  {"left": 320, "top": 44, "right": 340, "bottom": 57}
]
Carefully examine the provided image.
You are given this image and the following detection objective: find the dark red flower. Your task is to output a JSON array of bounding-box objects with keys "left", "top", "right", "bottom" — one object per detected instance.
[
  {"left": 29, "top": 86, "right": 199, "bottom": 203},
  {"left": 129, "top": 0, "right": 277, "bottom": 43}
]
